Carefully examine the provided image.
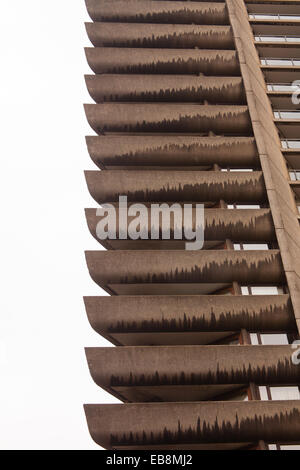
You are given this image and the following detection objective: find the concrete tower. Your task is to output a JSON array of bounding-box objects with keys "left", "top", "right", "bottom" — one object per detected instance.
[{"left": 83, "top": 0, "right": 300, "bottom": 450}]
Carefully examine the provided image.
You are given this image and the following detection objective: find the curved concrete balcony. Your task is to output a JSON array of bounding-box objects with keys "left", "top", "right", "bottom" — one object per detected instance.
[
  {"left": 84, "top": 170, "right": 266, "bottom": 205},
  {"left": 85, "top": 75, "right": 245, "bottom": 104},
  {"left": 85, "top": 1, "right": 229, "bottom": 25},
  {"left": 84, "top": 104, "right": 251, "bottom": 134},
  {"left": 84, "top": 401, "right": 300, "bottom": 449},
  {"left": 85, "top": 48, "right": 240, "bottom": 75},
  {"left": 85, "top": 136, "right": 258, "bottom": 169},
  {"left": 85, "top": 345, "right": 300, "bottom": 402},
  {"left": 85, "top": 208, "right": 275, "bottom": 250},
  {"left": 83, "top": 295, "right": 295, "bottom": 346},
  {"left": 85, "top": 250, "right": 284, "bottom": 295},
  {"left": 85, "top": 23, "right": 234, "bottom": 49}
]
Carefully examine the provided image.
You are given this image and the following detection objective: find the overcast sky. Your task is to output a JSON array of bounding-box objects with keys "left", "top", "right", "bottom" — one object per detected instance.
[{"left": 0, "top": 1, "right": 116, "bottom": 450}]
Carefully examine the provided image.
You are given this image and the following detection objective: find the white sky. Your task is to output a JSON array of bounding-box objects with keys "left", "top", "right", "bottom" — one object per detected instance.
[{"left": 0, "top": 1, "right": 118, "bottom": 450}]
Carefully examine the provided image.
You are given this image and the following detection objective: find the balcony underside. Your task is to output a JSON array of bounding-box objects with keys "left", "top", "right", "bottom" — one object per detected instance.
[
  {"left": 109, "top": 384, "right": 249, "bottom": 403},
  {"left": 85, "top": 250, "right": 284, "bottom": 295},
  {"left": 86, "top": 136, "right": 258, "bottom": 170},
  {"left": 85, "top": 75, "right": 245, "bottom": 104},
  {"left": 84, "top": 294, "right": 295, "bottom": 346},
  {"left": 85, "top": 1, "right": 229, "bottom": 25},
  {"left": 86, "top": 23, "right": 234, "bottom": 49},
  {"left": 84, "top": 401, "right": 300, "bottom": 450}
]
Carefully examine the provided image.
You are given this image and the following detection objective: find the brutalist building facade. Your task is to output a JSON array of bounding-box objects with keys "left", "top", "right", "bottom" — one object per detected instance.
[{"left": 83, "top": 0, "right": 300, "bottom": 450}]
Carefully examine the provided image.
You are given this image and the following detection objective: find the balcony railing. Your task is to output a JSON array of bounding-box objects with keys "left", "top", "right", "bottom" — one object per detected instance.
[
  {"left": 261, "top": 58, "right": 300, "bottom": 66},
  {"left": 250, "top": 14, "right": 300, "bottom": 21},
  {"left": 282, "top": 140, "right": 300, "bottom": 149},
  {"left": 268, "top": 83, "right": 300, "bottom": 92},
  {"left": 289, "top": 170, "right": 300, "bottom": 181},
  {"left": 274, "top": 111, "right": 300, "bottom": 119},
  {"left": 256, "top": 35, "right": 300, "bottom": 43}
]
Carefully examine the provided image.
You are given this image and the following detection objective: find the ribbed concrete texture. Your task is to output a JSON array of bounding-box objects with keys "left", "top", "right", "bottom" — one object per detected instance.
[{"left": 82, "top": 0, "right": 300, "bottom": 450}]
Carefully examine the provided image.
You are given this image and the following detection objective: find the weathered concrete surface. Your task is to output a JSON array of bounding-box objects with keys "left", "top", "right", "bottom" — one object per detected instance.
[
  {"left": 84, "top": 401, "right": 300, "bottom": 449},
  {"left": 85, "top": 1, "right": 230, "bottom": 25},
  {"left": 85, "top": 135, "right": 258, "bottom": 169},
  {"left": 84, "top": 170, "right": 265, "bottom": 204},
  {"left": 84, "top": 294, "right": 295, "bottom": 345}
]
